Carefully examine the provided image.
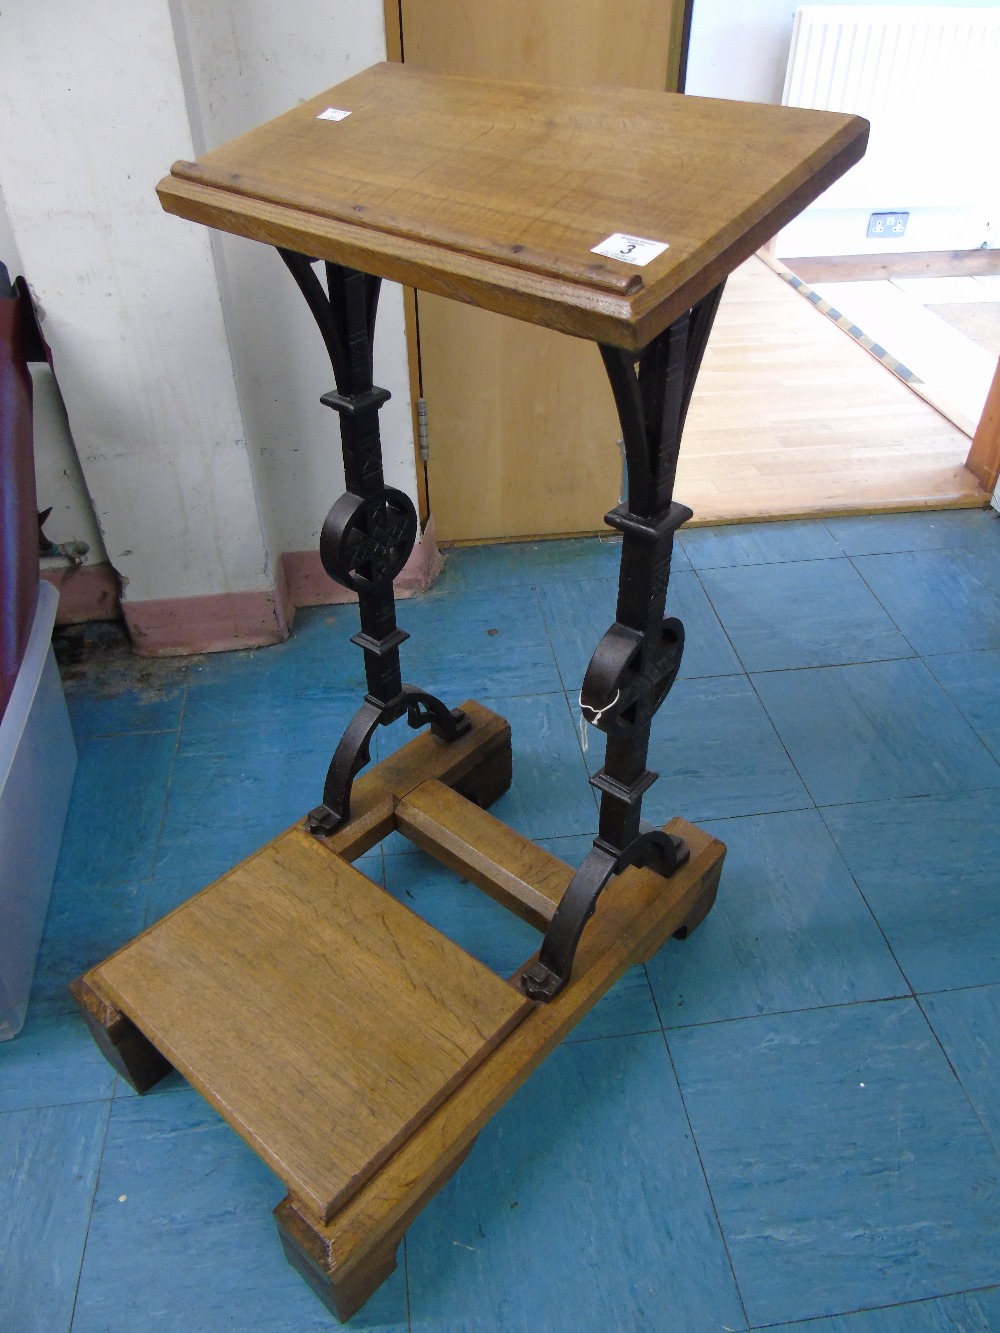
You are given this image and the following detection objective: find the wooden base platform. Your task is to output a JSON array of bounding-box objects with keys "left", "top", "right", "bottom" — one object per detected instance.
[{"left": 72, "top": 701, "right": 725, "bottom": 1321}]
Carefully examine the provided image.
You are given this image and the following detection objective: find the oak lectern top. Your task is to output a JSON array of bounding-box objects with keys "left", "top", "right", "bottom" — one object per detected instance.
[{"left": 157, "top": 61, "right": 868, "bottom": 349}]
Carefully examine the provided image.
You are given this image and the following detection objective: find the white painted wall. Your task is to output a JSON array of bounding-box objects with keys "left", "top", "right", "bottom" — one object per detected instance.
[
  {"left": 0, "top": 187, "right": 23, "bottom": 282},
  {"left": 171, "top": 0, "right": 416, "bottom": 558},
  {"left": 687, "top": 0, "right": 1000, "bottom": 257},
  {"left": 0, "top": 0, "right": 408, "bottom": 613},
  {"left": 0, "top": 0, "right": 274, "bottom": 605}
]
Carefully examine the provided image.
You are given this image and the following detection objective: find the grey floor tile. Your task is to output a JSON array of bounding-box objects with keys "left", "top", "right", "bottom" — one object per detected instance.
[
  {"left": 155, "top": 720, "right": 335, "bottom": 884},
  {"left": 681, "top": 518, "right": 843, "bottom": 568},
  {"left": 539, "top": 570, "right": 741, "bottom": 693},
  {"left": 700, "top": 558, "right": 913, "bottom": 671},
  {"left": 752, "top": 659, "right": 1000, "bottom": 806},
  {"left": 32, "top": 877, "right": 147, "bottom": 1011},
  {"left": 853, "top": 544, "right": 1000, "bottom": 655},
  {"left": 57, "top": 620, "right": 189, "bottom": 738},
  {"left": 597, "top": 674, "right": 811, "bottom": 825},
  {"left": 53, "top": 731, "right": 177, "bottom": 894},
  {"left": 406, "top": 1034, "right": 747, "bottom": 1332},
  {"left": 72, "top": 1089, "right": 407, "bottom": 1331},
  {"left": 925, "top": 648, "right": 1000, "bottom": 761},
  {"left": 0, "top": 1005, "right": 117, "bottom": 1112},
  {"left": 823, "top": 790, "right": 1000, "bottom": 993},
  {"left": 1, "top": 1100, "right": 110, "bottom": 1333},
  {"left": 440, "top": 533, "right": 644, "bottom": 591},
  {"left": 826, "top": 508, "right": 999, "bottom": 557},
  {"left": 669, "top": 1000, "right": 1000, "bottom": 1326},
  {"left": 393, "top": 583, "right": 563, "bottom": 700},
  {"left": 647, "top": 809, "right": 908, "bottom": 1027},
  {"left": 922, "top": 983, "right": 1000, "bottom": 1158},
  {"left": 767, "top": 1285, "right": 1000, "bottom": 1331}
]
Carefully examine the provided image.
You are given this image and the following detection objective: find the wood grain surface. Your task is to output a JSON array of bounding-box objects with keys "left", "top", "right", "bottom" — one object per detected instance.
[
  {"left": 676, "top": 257, "right": 988, "bottom": 523},
  {"left": 95, "top": 832, "right": 531, "bottom": 1223},
  {"left": 276, "top": 816, "right": 726, "bottom": 1295},
  {"left": 390, "top": 0, "right": 683, "bottom": 541},
  {"left": 158, "top": 62, "right": 867, "bottom": 348},
  {"left": 396, "top": 778, "right": 570, "bottom": 929},
  {"left": 81, "top": 700, "right": 517, "bottom": 1223}
]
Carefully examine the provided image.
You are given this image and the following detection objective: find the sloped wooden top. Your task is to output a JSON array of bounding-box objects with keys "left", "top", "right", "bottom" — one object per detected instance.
[
  {"left": 158, "top": 62, "right": 867, "bottom": 349},
  {"left": 94, "top": 828, "right": 532, "bottom": 1223}
]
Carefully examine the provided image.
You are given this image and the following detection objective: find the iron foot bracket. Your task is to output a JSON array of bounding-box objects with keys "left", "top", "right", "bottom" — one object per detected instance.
[
  {"left": 306, "top": 689, "right": 471, "bottom": 836},
  {"left": 522, "top": 281, "right": 726, "bottom": 1001}
]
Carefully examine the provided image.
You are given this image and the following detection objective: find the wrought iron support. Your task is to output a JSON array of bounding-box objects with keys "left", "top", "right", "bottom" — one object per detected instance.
[
  {"left": 523, "top": 281, "right": 726, "bottom": 1001},
  {"left": 278, "top": 249, "right": 469, "bottom": 835}
]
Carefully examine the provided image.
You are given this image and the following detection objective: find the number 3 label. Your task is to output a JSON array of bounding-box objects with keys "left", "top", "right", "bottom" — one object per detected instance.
[{"left": 591, "top": 233, "right": 669, "bottom": 266}]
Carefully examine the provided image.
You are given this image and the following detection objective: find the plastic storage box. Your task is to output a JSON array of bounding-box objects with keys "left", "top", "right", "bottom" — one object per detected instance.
[{"left": 0, "top": 580, "right": 77, "bottom": 1038}]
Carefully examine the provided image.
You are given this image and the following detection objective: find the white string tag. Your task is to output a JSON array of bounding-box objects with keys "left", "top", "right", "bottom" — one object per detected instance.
[{"left": 578, "top": 689, "right": 621, "bottom": 753}]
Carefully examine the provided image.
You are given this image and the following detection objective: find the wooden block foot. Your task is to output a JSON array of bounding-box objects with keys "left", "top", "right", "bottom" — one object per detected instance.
[
  {"left": 670, "top": 855, "right": 723, "bottom": 941},
  {"left": 274, "top": 1138, "right": 478, "bottom": 1323},
  {"left": 634, "top": 853, "right": 723, "bottom": 964},
  {"left": 450, "top": 728, "right": 513, "bottom": 811},
  {"left": 276, "top": 1201, "right": 399, "bottom": 1323},
  {"left": 69, "top": 973, "right": 173, "bottom": 1093}
]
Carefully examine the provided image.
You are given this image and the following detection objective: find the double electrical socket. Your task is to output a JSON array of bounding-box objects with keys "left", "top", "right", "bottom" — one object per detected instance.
[{"left": 867, "top": 211, "right": 909, "bottom": 238}]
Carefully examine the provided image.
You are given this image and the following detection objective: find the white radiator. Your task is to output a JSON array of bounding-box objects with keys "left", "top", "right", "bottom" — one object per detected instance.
[{"left": 780, "top": 5, "right": 999, "bottom": 237}]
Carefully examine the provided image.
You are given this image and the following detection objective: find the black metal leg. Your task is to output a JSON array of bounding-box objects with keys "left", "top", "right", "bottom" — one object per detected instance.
[
  {"left": 278, "top": 249, "right": 469, "bottom": 834},
  {"left": 522, "top": 282, "right": 726, "bottom": 1001}
]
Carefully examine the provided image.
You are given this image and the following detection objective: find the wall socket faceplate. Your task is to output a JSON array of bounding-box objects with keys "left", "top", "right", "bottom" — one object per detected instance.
[{"left": 867, "top": 211, "right": 909, "bottom": 238}]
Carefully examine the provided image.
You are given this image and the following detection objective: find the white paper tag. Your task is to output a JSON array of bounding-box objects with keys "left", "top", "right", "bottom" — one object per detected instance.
[
  {"left": 317, "top": 107, "right": 351, "bottom": 122},
  {"left": 591, "top": 233, "right": 669, "bottom": 266}
]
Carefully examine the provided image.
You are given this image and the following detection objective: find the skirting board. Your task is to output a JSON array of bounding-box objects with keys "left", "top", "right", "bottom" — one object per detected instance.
[
  {"left": 42, "top": 562, "right": 121, "bottom": 626},
  {"left": 117, "top": 519, "right": 445, "bottom": 657}
]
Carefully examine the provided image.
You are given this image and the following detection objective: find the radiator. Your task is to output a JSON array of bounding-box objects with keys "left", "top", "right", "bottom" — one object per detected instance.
[{"left": 781, "top": 5, "right": 1000, "bottom": 211}]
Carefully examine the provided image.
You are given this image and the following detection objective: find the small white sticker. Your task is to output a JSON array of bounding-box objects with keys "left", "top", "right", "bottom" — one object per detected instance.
[
  {"left": 591, "top": 233, "right": 669, "bottom": 267},
  {"left": 317, "top": 107, "right": 351, "bottom": 122}
]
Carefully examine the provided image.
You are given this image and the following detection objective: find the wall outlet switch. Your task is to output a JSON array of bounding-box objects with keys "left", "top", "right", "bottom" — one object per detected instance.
[{"left": 867, "top": 211, "right": 909, "bottom": 238}]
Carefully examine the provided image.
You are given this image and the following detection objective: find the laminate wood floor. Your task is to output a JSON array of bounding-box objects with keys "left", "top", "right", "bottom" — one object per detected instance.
[{"left": 676, "top": 257, "right": 988, "bottom": 526}]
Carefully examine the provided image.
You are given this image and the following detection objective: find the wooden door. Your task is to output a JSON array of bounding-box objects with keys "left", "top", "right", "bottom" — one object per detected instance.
[{"left": 389, "top": 0, "right": 685, "bottom": 542}]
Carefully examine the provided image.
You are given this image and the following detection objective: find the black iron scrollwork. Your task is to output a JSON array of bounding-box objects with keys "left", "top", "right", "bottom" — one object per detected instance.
[
  {"left": 580, "top": 616, "right": 685, "bottom": 739},
  {"left": 522, "top": 282, "right": 726, "bottom": 1002},
  {"left": 319, "top": 487, "right": 418, "bottom": 593},
  {"left": 279, "top": 249, "right": 468, "bottom": 834}
]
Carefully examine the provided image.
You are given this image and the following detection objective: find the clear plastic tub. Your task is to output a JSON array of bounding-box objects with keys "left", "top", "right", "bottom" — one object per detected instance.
[{"left": 0, "top": 580, "right": 77, "bottom": 1038}]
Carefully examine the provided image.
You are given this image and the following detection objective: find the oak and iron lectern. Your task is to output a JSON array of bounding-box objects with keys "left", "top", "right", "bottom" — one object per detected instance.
[{"left": 71, "top": 65, "right": 867, "bottom": 1320}]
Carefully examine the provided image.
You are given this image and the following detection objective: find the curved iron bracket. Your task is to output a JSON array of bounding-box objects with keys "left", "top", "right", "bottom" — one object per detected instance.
[
  {"left": 307, "top": 686, "right": 471, "bottom": 836},
  {"left": 521, "top": 829, "right": 690, "bottom": 1001},
  {"left": 402, "top": 686, "right": 472, "bottom": 741}
]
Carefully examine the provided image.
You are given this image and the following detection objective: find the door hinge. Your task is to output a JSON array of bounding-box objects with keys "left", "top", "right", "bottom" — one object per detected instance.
[{"left": 417, "top": 397, "right": 430, "bottom": 462}]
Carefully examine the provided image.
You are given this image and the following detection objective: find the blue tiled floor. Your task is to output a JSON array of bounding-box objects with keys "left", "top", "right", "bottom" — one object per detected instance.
[{"left": 4, "top": 506, "right": 1000, "bottom": 1332}]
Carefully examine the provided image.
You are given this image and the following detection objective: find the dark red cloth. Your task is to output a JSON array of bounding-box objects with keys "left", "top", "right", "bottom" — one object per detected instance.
[{"left": 0, "top": 269, "right": 46, "bottom": 721}]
